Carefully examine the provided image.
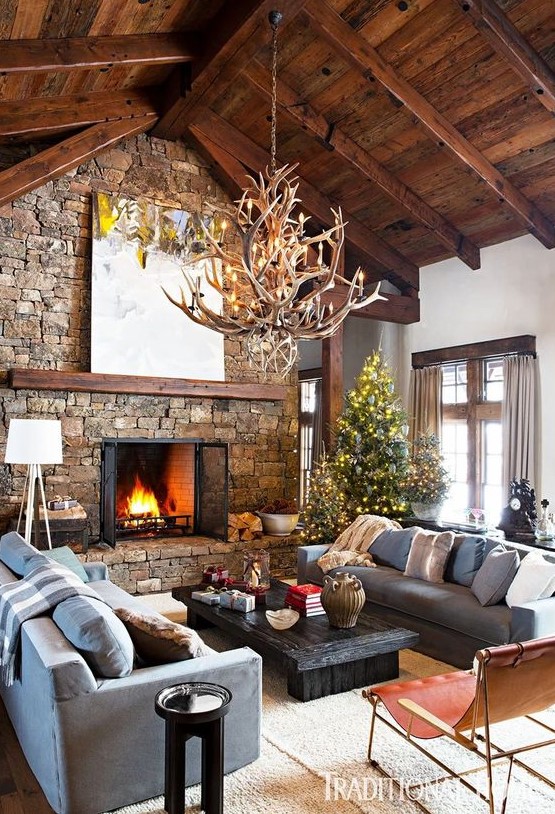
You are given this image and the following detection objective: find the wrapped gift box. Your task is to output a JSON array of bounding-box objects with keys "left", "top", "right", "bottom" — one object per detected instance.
[
  {"left": 191, "top": 589, "right": 221, "bottom": 606},
  {"left": 202, "top": 566, "right": 229, "bottom": 584},
  {"left": 219, "top": 590, "right": 256, "bottom": 613},
  {"left": 220, "top": 578, "right": 249, "bottom": 591}
]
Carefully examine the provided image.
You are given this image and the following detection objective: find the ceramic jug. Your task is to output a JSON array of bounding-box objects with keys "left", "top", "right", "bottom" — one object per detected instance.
[{"left": 321, "top": 571, "right": 365, "bottom": 628}]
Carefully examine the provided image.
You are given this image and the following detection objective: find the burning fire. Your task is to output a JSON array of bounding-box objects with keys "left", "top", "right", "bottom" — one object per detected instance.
[{"left": 125, "top": 475, "right": 160, "bottom": 518}]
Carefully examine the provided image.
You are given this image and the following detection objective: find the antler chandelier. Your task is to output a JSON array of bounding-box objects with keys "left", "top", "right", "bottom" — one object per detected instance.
[{"left": 164, "top": 11, "right": 386, "bottom": 377}]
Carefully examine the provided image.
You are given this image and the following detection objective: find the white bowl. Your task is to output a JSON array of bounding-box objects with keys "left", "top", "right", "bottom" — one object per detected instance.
[
  {"left": 258, "top": 512, "right": 300, "bottom": 536},
  {"left": 265, "top": 608, "right": 300, "bottom": 630}
]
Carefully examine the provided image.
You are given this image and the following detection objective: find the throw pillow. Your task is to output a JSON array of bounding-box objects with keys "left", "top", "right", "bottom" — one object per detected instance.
[
  {"left": 404, "top": 530, "right": 455, "bottom": 583},
  {"left": 444, "top": 535, "right": 486, "bottom": 587},
  {"left": 43, "top": 546, "right": 89, "bottom": 582},
  {"left": 471, "top": 544, "right": 520, "bottom": 606},
  {"left": 370, "top": 528, "right": 420, "bottom": 571},
  {"left": 113, "top": 607, "right": 211, "bottom": 665},
  {"left": 53, "top": 595, "right": 134, "bottom": 678},
  {"left": 505, "top": 550, "right": 555, "bottom": 608},
  {"left": 0, "top": 532, "right": 39, "bottom": 576}
]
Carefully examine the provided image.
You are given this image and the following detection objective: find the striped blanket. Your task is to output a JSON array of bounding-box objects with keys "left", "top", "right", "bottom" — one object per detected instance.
[{"left": 0, "top": 561, "right": 99, "bottom": 686}]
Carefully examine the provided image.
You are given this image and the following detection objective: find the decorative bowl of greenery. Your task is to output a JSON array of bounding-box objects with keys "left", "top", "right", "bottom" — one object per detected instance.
[
  {"left": 403, "top": 434, "right": 451, "bottom": 521},
  {"left": 258, "top": 499, "right": 300, "bottom": 536}
]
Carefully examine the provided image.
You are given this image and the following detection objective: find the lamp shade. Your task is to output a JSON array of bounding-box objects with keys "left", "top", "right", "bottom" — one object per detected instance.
[{"left": 5, "top": 419, "right": 63, "bottom": 465}]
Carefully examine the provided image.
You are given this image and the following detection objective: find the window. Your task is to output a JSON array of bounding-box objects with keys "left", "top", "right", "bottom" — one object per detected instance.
[
  {"left": 441, "top": 357, "right": 503, "bottom": 523},
  {"left": 298, "top": 377, "right": 322, "bottom": 507},
  {"left": 411, "top": 336, "right": 536, "bottom": 527}
]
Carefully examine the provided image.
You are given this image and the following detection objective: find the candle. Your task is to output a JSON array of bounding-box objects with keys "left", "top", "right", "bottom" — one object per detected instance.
[{"left": 251, "top": 561, "right": 260, "bottom": 587}]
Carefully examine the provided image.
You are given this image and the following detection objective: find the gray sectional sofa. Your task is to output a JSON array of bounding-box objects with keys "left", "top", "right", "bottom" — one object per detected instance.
[
  {"left": 298, "top": 531, "right": 555, "bottom": 668},
  {"left": 0, "top": 533, "right": 262, "bottom": 814}
]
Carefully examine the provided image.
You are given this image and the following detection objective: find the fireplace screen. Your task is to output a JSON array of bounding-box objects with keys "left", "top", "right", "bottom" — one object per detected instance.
[{"left": 100, "top": 438, "right": 228, "bottom": 546}]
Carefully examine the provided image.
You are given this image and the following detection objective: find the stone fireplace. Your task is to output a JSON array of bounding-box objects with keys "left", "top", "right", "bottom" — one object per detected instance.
[
  {"left": 0, "top": 133, "right": 300, "bottom": 590},
  {"left": 100, "top": 438, "right": 228, "bottom": 546}
]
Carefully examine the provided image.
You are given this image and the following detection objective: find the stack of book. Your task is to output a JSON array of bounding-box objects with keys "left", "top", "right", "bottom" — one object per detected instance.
[{"left": 284, "top": 583, "right": 325, "bottom": 616}]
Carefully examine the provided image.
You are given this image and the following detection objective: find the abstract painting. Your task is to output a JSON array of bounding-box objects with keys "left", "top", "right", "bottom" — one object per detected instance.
[{"left": 91, "top": 191, "right": 225, "bottom": 380}]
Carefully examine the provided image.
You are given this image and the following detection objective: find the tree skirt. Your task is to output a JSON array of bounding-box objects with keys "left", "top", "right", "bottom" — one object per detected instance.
[{"left": 106, "top": 645, "right": 555, "bottom": 814}]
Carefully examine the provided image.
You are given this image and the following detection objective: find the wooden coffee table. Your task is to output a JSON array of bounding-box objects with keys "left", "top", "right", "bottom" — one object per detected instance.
[{"left": 172, "top": 580, "right": 419, "bottom": 701}]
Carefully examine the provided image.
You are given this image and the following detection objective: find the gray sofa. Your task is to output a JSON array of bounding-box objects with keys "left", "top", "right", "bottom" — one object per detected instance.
[
  {"left": 298, "top": 533, "right": 555, "bottom": 668},
  {"left": 0, "top": 534, "right": 262, "bottom": 814}
]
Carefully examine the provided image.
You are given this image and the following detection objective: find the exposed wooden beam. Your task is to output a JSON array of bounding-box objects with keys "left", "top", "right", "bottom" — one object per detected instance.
[
  {"left": 153, "top": 0, "right": 308, "bottom": 139},
  {"left": 304, "top": 0, "right": 555, "bottom": 250},
  {"left": 319, "top": 287, "right": 419, "bottom": 325},
  {"left": 188, "top": 124, "right": 255, "bottom": 201},
  {"left": 322, "top": 326, "right": 344, "bottom": 452},
  {"left": 245, "top": 60, "right": 480, "bottom": 270},
  {"left": 0, "top": 33, "right": 197, "bottom": 73},
  {"left": 0, "top": 90, "right": 158, "bottom": 141},
  {"left": 455, "top": 0, "right": 555, "bottom": 116},
  {"left": 8, "top": 369, "right": 287, "bottom": 401},
  {"left": 0, "top": 116, "right": 157, "bottom": 208},
  {"left": 190, "top": 110, "right": 419, "bottom": 292}
]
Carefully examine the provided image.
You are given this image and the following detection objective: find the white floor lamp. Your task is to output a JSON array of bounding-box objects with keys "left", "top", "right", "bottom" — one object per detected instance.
[{"left": 5, "top": 419, "right": 63, "bottom": 550}]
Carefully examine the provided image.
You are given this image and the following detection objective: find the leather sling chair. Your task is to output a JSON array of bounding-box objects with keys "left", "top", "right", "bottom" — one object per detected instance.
[{"left": 363, "top": 636, "right": 555, "bottom": 814}]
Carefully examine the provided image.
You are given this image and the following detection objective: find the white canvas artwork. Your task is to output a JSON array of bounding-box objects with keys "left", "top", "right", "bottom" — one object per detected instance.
[{"left": 91, "top": 192, "right": 225, "bottom": 381}]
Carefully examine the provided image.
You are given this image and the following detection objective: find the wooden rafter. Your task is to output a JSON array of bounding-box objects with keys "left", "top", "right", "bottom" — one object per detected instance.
[
  {"left": 304, "top": 0, "right": 555, "bottom": 250},
  {"left": 319, "top": 286, "right": 419, "bottom": 325},
  {"left": 153, "top": 0, "right": 308, "bottom": 140},
  {"left": 190, "top": 109, "right": 420, "bottom": 293},
  {"left": 0, "top": 33, "right": 197, "bottom": 73},
  {"left": 0, "top": 89, "right": 158, "bottom": 141},
  {"left": 0, "top": 116, "right": 157, "bottom": 208},
  {"left": 244, "top": 60, "right": 481, "bottom": 270},
  {"left": 454, "top": 0, "right": 555, "bottom": 116}
]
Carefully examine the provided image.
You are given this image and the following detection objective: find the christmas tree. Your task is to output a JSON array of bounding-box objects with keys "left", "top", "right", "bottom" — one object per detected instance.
[
  {"left": 301, "top": 455, "right": 350, "bottom": 546},
  {"left": 333, "top": 350, "right": 410, "bottom": 519},
  {"left": 403, "top": 433, "right": 451, "bottom": 506},
  {"left": 302, "top": 350, "right": 410, "bottom": 544}
]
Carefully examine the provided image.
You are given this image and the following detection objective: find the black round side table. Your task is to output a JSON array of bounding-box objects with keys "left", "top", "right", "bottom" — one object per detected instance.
[{"left": 155, "top": 682, "right": 232, "bottom": 814}]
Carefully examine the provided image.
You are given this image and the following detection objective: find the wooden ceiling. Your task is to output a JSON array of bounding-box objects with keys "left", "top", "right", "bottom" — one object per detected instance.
[{"left": 1, "top": 0, "right": 555, "bottom": 321}]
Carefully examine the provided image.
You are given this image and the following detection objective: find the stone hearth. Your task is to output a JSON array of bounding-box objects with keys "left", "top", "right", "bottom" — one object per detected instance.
[{"left": 77, "top": 533, "right": 300, "bottom": 595}]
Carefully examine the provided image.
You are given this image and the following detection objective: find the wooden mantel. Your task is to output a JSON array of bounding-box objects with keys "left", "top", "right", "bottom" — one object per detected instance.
[{"left": 8, "top": 369, "right": 288, "bottom": 401}]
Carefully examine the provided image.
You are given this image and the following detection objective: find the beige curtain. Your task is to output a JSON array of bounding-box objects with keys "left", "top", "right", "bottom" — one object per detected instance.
[
  {"left": 408, "top": 366, "right": 442, "bottom": 443},
  {"left": 502, "top": 354, "right": 539, "bottom": 494}
]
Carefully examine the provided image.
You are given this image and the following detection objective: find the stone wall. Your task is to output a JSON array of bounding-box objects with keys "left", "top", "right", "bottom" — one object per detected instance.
[{"left": 0, "top": 135, "right": 299, "bottom": 542}]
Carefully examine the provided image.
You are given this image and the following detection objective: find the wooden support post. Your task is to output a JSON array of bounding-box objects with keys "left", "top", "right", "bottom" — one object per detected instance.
[{"left": 322, "top": 325, "right": 344, "bottom": 453}]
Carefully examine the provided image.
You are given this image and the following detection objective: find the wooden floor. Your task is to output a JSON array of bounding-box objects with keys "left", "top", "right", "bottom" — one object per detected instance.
[{"left": 0, "top": 700, "right": 53, "bottom": 814}]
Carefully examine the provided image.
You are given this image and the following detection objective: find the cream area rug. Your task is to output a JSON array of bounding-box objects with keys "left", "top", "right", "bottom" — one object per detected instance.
[{"left": 107, "top": 640, "right": 555, "bottom": 814}]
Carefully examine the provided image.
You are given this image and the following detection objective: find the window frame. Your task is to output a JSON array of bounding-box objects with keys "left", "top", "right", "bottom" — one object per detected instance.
[
  {"left": 298, "top": 369, "right": 322, "bottom": 508},
  {"left": 442, "top": 357, "right": 502, "bottom": 509},
  {"left": 412, "top": 335, "right": 536, "bottom": 515}
]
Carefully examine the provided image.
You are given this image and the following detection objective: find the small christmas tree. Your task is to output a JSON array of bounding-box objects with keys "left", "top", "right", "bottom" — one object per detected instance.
[
  {"left": 302, "top": 350, "right": 410, "bottom": 544},
  {"left": 301, "top": 455, "right": 350, "bottom": 546},
  {"left": 403, "top": 433, "right": 451, "bottom": 506}
]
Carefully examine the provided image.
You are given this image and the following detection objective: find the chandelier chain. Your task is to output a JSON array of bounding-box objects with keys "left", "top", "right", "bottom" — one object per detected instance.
[{"left": 270, "top": 14, "right": 279, "bottom": 176}]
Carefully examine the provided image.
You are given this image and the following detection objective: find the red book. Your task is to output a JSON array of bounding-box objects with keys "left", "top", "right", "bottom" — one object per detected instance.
[
  {"left": 296, "top": 605, "right": 326, "bottom": 617},
  {"left": 285, "top": 594, "right": 323, "bottom": 611},
  {"left": 287, "top": 584, "right": 322, "bottom": 598},
  {"left": 285, "top": 593, "right": 322, "bottom": 609}
]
